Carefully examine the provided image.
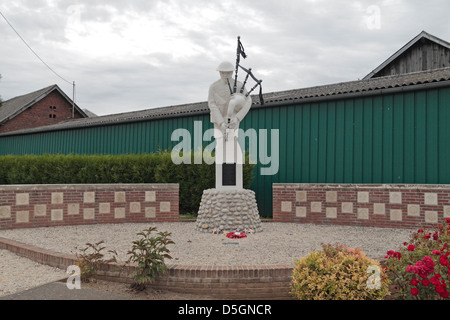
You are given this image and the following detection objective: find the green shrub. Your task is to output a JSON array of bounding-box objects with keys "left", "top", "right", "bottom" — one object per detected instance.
[
  {"left": 290, "top": 244, "right": 390, "bottom": 300},
  {"left": 0, "top": 153, "right": 161, "bottom": 184},
  {"left": 0, "top": 151, "right": 256, "bottom": 215},
  {"left": 74, "top": 240, "right": 118, "bottom": 283},
  {"left": 126, "top": 226, "right": 174, "bottom": 291}
]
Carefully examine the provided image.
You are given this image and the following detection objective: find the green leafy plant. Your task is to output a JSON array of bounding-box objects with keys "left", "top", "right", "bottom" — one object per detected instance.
[
  {"left": 384, "top": 218, "right": 450, "bottom": 300},
  {"left": 74, "top": 240, "right": 118, "bottom": 283},
  {"left": 126, "top": 226, "right": 175, "bottom": 291},
  {"left": 290, "top": 243, "right": 390, "bottom": 300}
]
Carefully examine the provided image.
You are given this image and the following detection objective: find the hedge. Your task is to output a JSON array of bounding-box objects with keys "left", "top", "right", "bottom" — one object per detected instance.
[{"left": 0, "top": 152, "right": 256, "bottom": 215}]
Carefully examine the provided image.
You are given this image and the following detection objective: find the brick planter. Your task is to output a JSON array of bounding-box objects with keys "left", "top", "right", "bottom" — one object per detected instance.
[
  {"left": 273, "top": 183, "right": 450, "bottom": 229},
  {"left": 0, "top": 184, "right": 179, "bottom": 230},
  {"left": 0, "top": 184, "right": 293, "bottom": 299},
  {"left": 0, "top": 236, "right": 294, "bottom": 300}
]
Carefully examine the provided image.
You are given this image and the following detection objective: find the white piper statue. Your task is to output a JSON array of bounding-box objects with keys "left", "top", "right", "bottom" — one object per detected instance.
[
  {"left": 195, "top": 37, "right": 263, "bottom": 234},
  {"left": 207, "top": 61, "right": 252, "bottom": 190}
]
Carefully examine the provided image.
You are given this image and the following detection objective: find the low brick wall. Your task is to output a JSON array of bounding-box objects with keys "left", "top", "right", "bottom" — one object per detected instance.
[
  {"left": 273, "top": 183, "right": 450, "bottom": 229},
  {"left": 0, "top": 236, "right": 294, "bottom": 299},
  {"left": 0, "top": 184, "right": 293, "bottom": 299},
  {"left": 0, "top": 184, "right": 179, "bottom": 230}
]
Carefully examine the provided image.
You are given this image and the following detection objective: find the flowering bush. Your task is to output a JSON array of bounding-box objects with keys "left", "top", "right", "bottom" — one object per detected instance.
[
  {"left": 290, "top": 244, "right": 390, "bottom": 300},
  {"left": 384, "top": 218, "right": 450, "bottom": 300}
]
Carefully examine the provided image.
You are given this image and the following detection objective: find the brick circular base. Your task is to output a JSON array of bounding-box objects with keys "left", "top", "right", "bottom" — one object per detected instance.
[{"left": 0, "top": 235, "right": 294, "bottom": 300}]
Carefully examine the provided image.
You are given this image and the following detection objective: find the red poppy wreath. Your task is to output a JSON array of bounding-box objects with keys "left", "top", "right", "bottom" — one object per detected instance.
[{"left": 226, "top": 232, "right": 247, "bottom": 239}]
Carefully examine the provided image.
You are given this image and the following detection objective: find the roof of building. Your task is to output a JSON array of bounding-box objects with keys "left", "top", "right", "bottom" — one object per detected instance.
[
  {"left": 264, "top": 65, "right": 450, "bottom": 102},
  {"left": 1, "top": 66, "right": 450, "bottom": 137},
  {"left": 363, "top": 31, "right": 450, "bottom": 80},
  {"left": 0, "top": 84, "right": 88, "bottom": 125},
  {"left": 82, "top": 109, "right": 98, "bottom": 118}
]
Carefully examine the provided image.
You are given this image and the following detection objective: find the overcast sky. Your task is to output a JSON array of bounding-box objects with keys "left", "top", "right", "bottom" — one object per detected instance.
[{"left": 1, "top": 0, "right": 449, "bottom": 116}]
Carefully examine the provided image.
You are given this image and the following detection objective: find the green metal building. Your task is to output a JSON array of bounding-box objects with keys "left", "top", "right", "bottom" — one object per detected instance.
[{"left": 1, "top": 32, "right": 450, "bottom": 217}]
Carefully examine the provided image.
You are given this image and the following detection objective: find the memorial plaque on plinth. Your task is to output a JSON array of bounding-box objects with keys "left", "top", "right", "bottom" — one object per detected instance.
[{"left": 222, "top": 163, "right": 236, "bottom": 186}]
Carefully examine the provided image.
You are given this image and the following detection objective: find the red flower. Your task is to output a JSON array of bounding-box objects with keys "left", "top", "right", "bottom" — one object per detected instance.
[
  {"left": 423, "top": 256, "right": 435, "bottom": 268},
  {"left": 411, "top": 278, "right": 420, "bottom": 286},
  {"left": 431, "top": 276, "right": 441, "bottom": 286},
  {"left": 422, "top": 279, "right": 430, "bottom": 286},
  {"left": 435, "top": 284, "right": 446, "bottom": 294},
  {"left": 440, "top": 290, "right": 449, "bottom": 299},
  {"left": 411, "top": 288, "right": 419, "bottom": 296},
  {"left": 407, "top": 245, "right": 416, "bottom": 251},
  {"left": 412, "top": 259, "right": 435, "bottom": 278},
  {"left": 386, "top": 250, "right": 402, "bottom": 260},
  {"left": 432, "top": 250, "right": 442, "bottom": 255},
  {"left": 440, "top": 256, "right": 449, "bottom": 266}
]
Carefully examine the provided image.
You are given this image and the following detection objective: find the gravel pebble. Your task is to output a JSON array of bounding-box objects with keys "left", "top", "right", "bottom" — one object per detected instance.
[
  {"left": 0, "top": 222, "right": 414, "bottom": 297},
  {"left": 0, "top": 250, "right": 67, "bottom": 297},
  {"left": 0, "top": 222, "right": 413, "bottom": 269}
]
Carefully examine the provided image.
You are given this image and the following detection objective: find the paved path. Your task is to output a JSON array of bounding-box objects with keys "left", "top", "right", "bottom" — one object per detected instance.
[{"left": 0, "top": 281, "right": 132, "bottom": 300}]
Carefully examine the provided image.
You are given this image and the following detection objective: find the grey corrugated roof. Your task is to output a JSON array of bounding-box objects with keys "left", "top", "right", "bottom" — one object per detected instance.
[
  {"left": 363, "top": 31, "right": 450, "bottom": 80},
  {"left": 0, "top": 84, "right": 88, "bottom": 125},
  {"left": 82, "top": 109, "right": 98, "bottom": 117},
  {"left": 1, "top": 66, "right": 450, "bottom": 136},
  {"left": 263, "top": 66, "right": 450, "bottom": 103}
]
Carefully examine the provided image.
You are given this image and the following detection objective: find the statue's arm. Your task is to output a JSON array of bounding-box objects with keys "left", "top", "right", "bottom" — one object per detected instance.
[
  {"left": 234, "top": 87, "right": 252, "bottom": 122},
  {"left": 208, "top": 86, "right": 226, "bottom": 125}
]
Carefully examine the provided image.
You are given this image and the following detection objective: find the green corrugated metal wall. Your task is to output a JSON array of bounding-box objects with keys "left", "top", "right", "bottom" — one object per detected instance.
[{"left": 1, "top": 86, "right": 450, "bottom": 217}]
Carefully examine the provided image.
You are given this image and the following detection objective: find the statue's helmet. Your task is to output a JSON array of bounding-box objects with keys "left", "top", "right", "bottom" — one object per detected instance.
[{"left": 216, "top": 61, "right": 234, "bottom": 72}]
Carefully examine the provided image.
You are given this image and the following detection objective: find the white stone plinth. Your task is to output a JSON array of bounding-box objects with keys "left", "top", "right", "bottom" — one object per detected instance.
[
  {"left": 214, "top": 129, "right": 243, "bottom": 190},
  {"left": 196, "top": 188, "right": 262, "bottom": 233}
]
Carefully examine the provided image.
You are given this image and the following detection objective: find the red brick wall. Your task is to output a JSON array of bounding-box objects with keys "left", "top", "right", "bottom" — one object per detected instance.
[
  {"left": 0, "top": 90, "right": 84, "bottom": 134},
  {"left": 0, "top": 183, "right": 296, "bottom": 299},
  {"left": 0, "top": 184, "right": 179, "bottom": 230},
  {"left": 273, "top": 183, "right": 450, "bottom": 229},
  {"left": 0, "top": 236, "right": 294, "bottom": 299}
]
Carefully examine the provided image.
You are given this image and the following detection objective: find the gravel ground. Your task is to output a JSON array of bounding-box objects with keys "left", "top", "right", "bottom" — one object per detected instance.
[
  {"left": 0, "top": 250, "right": 67, "bottom": 297},
  {"left": 0, "top": 222, "right": 414, "bottom": 297}
]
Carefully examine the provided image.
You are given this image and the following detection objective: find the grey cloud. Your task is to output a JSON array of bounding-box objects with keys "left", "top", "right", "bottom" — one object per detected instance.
[
  {"left": 57, "top": 0, "right": 158, "bottom": 15},
  {"left": 2, "top": 0, "right": 450, "bottom": 116}
]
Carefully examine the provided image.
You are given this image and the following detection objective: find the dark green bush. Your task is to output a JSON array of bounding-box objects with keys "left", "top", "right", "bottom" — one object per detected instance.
[
  {"left": 0, "top": 152, "right": 256, "bottom": 215},
  {"left": 0, "top": 154, "right": 160, "bottom": 184}
]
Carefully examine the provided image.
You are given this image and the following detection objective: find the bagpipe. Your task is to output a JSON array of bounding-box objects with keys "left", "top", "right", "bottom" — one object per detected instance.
[{"left": 229, "top": 36, "right": 264, "bottom": 106}]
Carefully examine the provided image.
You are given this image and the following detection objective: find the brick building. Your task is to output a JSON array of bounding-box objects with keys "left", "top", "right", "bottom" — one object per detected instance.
[{"left": 0, "top": 84, "right": 89, "bottom": 134}]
